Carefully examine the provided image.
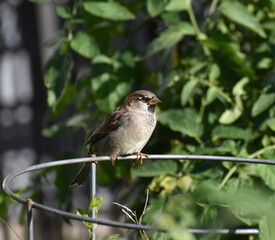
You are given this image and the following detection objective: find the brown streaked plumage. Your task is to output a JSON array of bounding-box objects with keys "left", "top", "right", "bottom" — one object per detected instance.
[{"left": 70, "top": 90, "right": 161, "bottom": 187}]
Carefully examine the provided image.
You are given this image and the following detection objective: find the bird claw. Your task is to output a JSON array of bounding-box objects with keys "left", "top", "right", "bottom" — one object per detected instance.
[
  {"left": 136, "top": 152, "right": 148, "bottom": 166},
  {"left": 111, "top": 156, "right": 119, "bottom": 166}
]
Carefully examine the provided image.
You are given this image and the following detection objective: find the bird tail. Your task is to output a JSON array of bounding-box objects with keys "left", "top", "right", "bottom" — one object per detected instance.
[{"left": 70, "top": 162, "right": 91, "bottom": 187}]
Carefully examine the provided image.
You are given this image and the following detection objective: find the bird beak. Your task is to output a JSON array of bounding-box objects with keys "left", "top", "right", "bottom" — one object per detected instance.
[{"left": 149, "top": 96, "right": 161, "bottom": 105}]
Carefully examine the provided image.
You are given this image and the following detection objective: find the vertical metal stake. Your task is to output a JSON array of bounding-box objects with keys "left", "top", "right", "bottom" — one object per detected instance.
[
  {"left": 90, "top": 163, "right": 96, "bottom": 240},
  {"left": 27, "top": 199, "right": 34, "bottom": 240}
]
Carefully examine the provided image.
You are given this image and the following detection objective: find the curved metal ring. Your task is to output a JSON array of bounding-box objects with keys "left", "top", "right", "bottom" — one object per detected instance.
[{"left": 3, "top": 154, "right": 270, "bottom": 234}]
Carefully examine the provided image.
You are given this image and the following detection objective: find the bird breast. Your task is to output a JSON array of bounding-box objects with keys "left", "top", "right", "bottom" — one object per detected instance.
[{"left": 92, "top": 109, "right": 156, "bottom": 156}]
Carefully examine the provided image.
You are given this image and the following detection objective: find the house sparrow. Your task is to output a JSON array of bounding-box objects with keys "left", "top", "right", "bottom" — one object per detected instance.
[{"left": 70, "top": 90, "right": 161, "bottom": 186}]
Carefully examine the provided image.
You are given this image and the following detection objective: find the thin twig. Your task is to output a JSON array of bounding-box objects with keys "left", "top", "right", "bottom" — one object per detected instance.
[
  {"left": 0, "top": 217, "right": 21, "bottom": 239},
  {"left": 113, "top": 202, "right": 136, "bottom": 218},
  {"left": 139, "top": 189, "right": 150, "bottom": 224}
]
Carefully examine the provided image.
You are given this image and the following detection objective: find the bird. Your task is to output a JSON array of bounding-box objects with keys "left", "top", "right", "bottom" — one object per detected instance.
[{"left": 70, "top": 90, "right": 161, "bottom": 186}]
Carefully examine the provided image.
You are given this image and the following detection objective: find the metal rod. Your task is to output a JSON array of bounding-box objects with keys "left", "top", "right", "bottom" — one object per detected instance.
[
  {"left": 3, "top": 154, "right": 272, "bottom": 235},
  {"left": 90, "top": 163, "right": 96, "bottom": 240},
  {"left": 27, "top": 199, "right": 34, "bottom": 240}
]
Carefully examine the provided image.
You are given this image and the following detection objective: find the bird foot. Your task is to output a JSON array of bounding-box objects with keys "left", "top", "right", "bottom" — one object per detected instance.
[
  {"left": 111, "top": 156, "right": 119, "bottom": 166},
  {"left": 136, "top": 152, "right": 148, "bottom": 166}
]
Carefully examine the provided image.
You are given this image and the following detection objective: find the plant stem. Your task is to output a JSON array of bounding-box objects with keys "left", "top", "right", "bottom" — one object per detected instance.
[
  {"left": 0, "top": 217, "right": 21, "bottom": 239},
  {"left": 248, "top": 145, "right": 275, "bottom": 159},
  {"left": 195, "top": 77, "right": 232, "bottom": 103},
  {"left": 218, "top": 145, "right": 275, "bottom": 189},
  {"left": 208, "top": 0, "right": 220, "bottom": 16},
  {"left": 219, "top": 164, "right": 238, "bottom": 189},
  {"left": 186, "top": 0, "right": 207, "bottom": 40},
  {"left": 198, "top": 98, "right": 206, "bottom": 124}
]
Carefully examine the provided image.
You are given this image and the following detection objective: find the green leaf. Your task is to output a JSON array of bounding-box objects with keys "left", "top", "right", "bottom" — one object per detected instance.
[
  {"left": 53, "top": 83, "right": 76, "bottom": 114},
  {"left": 206, "top": 87, "right": 218, "bottom": 105},
  {"left": 66, "top": 112, "right": 91, "bottom": 129},
  {"left": 89, "top": 195, "right": 105, "bottom": 216},
  {"left": 181, "top": 79, "right": 198, "bottom": 106},
  {"left": 70, "top": 32, "right": 99, "bottom": 58},
  {"left": 77, "top": 208, "right": 94, "bottom": 228},
  {"left": 217, "top": 140, "right": 238, "bottom": 155},
  {"left": 257, "top": 57, "right": 273, "bottom": 69},
  {"left": 267, "top": 118, "right": 275, "bottom": 131},
  {"left": 219, "top": 1, "right": 266, "bottom": 38},
  {"left": 259, "top": 215, "right": 275, "bottom": 240},
  {"left": 257, "top": 165, "right": 275, "bottom": 191},
  {"left": 212, "top": 125, "right": 254, "bottom": 141},
  {"left": 42, "top": 123, "right": 65, "bottom": 137},
  {"left": 158, "top": 108, "right": 203, "bottom": 140},
  {"left": 165, "top": 0, "right": 187, "bottom": 11},
  {"left": 209, "top": 63, "right": 220, "bottom": 81},
  {"left": 91, "top": 73, "right": 131, "bottom": 113},
  {"left": 233, "top": 77, "right": 249, "bottom": 96},
  {"left": 252, "top": 93, "right": 275, "bottom": 117},
  {"left": 147, "top": 0, "right": 169, "bottom": 17},
  {"left": 56, "top": 6, "right": 71, "bottom": 19},
  {"left": 147, "top": 22, "right": 194, "bottom": 56},
  {"left": 105, "top": 234, "right": 124, "bottom": 240},
  {"left": 202, "top": 38, "right": 253, "bottom": 77},
  {"left": 143, "top": 194, "right": 167, "bottom": 225},
  {"left": 219, "top": 106, "right": 242, "bottom": 124},
  {"left": 132, "top": 160, "right": 177, "bottom": 177},
  {"left": 83, "top": 1, "right": 135, "bottom": 21},
  {"left": 44, "top": 53, "right": 74, "bottom": 107}
]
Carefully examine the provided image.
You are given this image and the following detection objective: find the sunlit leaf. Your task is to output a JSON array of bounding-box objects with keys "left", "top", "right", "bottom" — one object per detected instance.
[
  {"left": 158, "top": 108, "right": 203, "bottom": 139},
  {"left": 165, "top": 0, "right": 187, "bottom": 11},
  {"left": 233, "top": 77, "right": 249, "bottom": 96},
  {"left": 89, "top": 195, "right": 105, "bottom": 216},
  {"left": 56, "top": 6, "right": 71, "bottom": 19},
  {"left": 257, "top": 57, "right": 273, "bottom": 69},
  {"left": 257, "top": 165, "right": 275, "bottom": 191},
  {"left": 219, "top": 106, "right": 242, "bottom": 124},
  {"left": 91, "top": 73, "right": 131, "bottom": 113},
  {"left": 259, "top": 215, "right": 275, "bottom": 240},
  {"left": 83, "top": 1, "right": 135, "bottom": 20},
  {"left": 252, "top": 93, "right": 275, "bottom": 117},
  {"left": 267, "top": 118, "right": 275, "bottom": 132},
  {"left": 212, "top": 125, "right": 254, "bottom": 141},
  {"left": 219, "top": 1, "right": 266, "bottom": 38},
  {"left": 147, "top": 0, "right": 169, "bottom": 17},
  {"left": 70, "top": 31, "right": 99, "bottom": 58}
]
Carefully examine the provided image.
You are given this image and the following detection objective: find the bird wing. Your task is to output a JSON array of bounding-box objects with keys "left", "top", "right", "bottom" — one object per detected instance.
[{"left": 85, "top": 106, "right": 127, "bottom": 146}]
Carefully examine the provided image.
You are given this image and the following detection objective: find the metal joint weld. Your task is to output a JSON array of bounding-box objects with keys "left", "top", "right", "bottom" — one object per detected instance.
[{"left": 27, "top": 198, "right": 33, "bottom": 212}]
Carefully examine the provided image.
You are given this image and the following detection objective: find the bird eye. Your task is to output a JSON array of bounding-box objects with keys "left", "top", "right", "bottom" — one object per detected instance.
[{"left": 140, "top": 96, "right": 150, "bottom": 102}]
